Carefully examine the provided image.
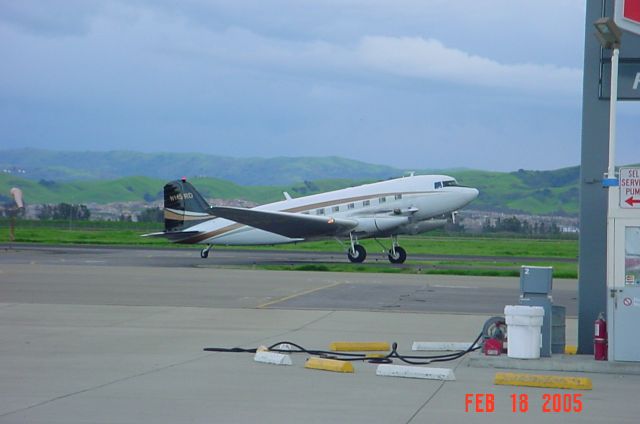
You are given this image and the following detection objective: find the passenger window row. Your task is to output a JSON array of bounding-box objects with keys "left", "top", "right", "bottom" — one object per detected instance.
[{"left": 312, "top": 194, "right": 403, "bottom": 215}]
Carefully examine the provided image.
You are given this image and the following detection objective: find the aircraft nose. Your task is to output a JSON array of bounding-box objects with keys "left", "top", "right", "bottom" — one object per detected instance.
[{"left": 464, "top": 187, "right": 479, "bottom": 204}]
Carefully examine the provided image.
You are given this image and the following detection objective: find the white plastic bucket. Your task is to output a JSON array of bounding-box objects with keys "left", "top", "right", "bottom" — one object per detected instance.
[{"left": 504, "top": 305, "right": 544, "bottom": 359}]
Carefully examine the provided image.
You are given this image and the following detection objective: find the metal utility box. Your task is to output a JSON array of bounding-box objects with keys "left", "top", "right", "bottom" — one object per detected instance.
[
  {"left": 605, "top": 168, "right": 640, "bottom": 362},
  {"left": 612, "top": 286, "right": 640, "bottom": 361},
  {"left": 520, "top": 266, "right": 553, "bottom": 295},
  {"left": 608, "top": 208, "right": 640, "bottom": 361},
  {"left": 519, "top": 266, "right": 553, "bottom": 357}
]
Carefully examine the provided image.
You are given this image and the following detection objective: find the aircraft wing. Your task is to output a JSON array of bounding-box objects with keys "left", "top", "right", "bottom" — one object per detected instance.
[{"left": 210, "top": 206, "right": 358, "bottom": 238}]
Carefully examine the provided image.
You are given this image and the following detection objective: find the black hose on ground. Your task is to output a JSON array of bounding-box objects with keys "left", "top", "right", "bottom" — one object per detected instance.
[{"left": 203, "top": 330, "right": 484, "bottom": 365}]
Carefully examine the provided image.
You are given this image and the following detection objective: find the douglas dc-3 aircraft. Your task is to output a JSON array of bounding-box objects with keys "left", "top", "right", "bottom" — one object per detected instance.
[{"left": 144, "top": 175, "right": 478, "bottom": 263}]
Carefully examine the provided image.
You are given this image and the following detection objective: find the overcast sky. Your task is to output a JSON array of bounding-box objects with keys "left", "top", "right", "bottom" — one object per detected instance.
[{"left": 1, "top": 0, "right": 638, "bottom": 171}]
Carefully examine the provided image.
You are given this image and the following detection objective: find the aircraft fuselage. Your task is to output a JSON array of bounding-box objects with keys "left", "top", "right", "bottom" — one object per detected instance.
[{"left": 182, "top": 174, "right": 478, "bottom": 246}]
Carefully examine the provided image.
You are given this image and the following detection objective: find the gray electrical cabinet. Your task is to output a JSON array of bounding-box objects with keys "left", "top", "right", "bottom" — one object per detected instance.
[
  {"left": 519, "top": 266, "right": 553, "bottom": 357},
  {"left": 520, "top": 266, "right": 553, "bottom": 294},
  {"left": 608, "top": 200, "right": 640, "bottom": 362},
  {"left": 612, "top": 286, "right": 640, "bottom": 361}
]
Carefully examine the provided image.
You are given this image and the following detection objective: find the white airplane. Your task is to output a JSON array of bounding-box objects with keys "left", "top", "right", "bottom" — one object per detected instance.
[{"left": 144, "top": 174, "right": 478, "bottom": 263}]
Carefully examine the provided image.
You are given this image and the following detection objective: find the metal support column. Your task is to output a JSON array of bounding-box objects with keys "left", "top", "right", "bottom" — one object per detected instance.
[{"left": 578, "top": 0, "right": 612, "bottom": 354}]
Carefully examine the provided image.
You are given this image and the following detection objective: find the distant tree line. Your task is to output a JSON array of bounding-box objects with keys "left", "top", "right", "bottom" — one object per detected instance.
[
  {"left": 0, "top": 203, "right": 25, "bottom": 218},
  {"left": 291, "top": 180, "right": 319, "bottom": 196},
  {"left": 37, "top": 203, "right": 91, "bottom": 221},
  {"left": 137, "top": 207, "right": 163, "bottom": 223},
  {"left": 111, "top": 208, "right": 163, "bottom": 223},
  {"left": 30, "top": 205, "right": 162, "bottom": 223},
  {"left": 482, "top": 216, "right": 560, "bottom": 235}
]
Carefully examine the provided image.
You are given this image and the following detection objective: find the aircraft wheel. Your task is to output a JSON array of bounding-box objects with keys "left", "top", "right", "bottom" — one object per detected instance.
[
  {"left": 347, "top": 244, "right": 367, "bottom": 263},
  {"left": 200, "top": 248, "right": 209, "bottom": 259},
  {"left": 388, "top": 246, "right": 407, "bottom": 264}
]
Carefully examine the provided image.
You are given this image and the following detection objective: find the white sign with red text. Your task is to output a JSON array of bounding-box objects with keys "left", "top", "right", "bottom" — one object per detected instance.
[
  {"left": 620, "top": 168, "right": 640, "bottom": 208},
  {"left": 616, "top": 0, "right": 640, "bottom": 35}
]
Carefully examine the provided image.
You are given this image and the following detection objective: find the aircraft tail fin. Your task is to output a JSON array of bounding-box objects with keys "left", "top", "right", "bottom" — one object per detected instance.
[{"left": 163, "top": 178, "right": 213, "bottom": 232}]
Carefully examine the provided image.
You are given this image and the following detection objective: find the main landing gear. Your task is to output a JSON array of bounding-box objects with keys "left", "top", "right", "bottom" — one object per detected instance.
[
  {"left": 200, "top": 244, "right": 212, "bottom": 259},
  {"left": 346, "top": 234, "right": 407, "bottom": 264},
  {"left": 347, "top": 233, "right": 366, "bottom": 263},
  {"left": 386, "top": 235, "right": 407, "bottom": 264},
  {"left": 348, "top": 244, "right": 367, "bottom": 263}
]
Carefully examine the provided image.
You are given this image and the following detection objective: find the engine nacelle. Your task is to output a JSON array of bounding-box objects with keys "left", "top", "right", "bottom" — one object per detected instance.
[
  {"left": 352, "top": 216, "right": 409, "bottom": 235},
  {"left": 398, "top": 219, "right": 447, "bottom": 235}
]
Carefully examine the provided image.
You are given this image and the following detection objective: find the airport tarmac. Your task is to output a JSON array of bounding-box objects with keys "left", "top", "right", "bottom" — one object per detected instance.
[
  {"left": 0, "top": 245, "right": 638, "bottom": 423},
  {"left": 0, "top": 244, "right": 578, "bottom": 315},
  {"left": 0, "top": 242, "right": 577, "bottom": 267}
]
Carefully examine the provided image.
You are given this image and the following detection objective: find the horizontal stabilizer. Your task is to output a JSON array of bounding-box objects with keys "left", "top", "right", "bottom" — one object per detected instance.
[
  {"left": 141, "top": 230, "right": 203, "bottom": 242},
  {"left": 209, "top": 206, "right": 358, "bottom": 238}
]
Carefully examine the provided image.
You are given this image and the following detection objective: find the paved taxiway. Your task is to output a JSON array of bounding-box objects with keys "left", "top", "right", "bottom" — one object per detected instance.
[
  {"left": 0, "top": 245, "right": 578, "bottom": 315},
  {"left": 1, "top": 242, "right": 576, "bottom": 267},
  {"left": 0, "top": 245, "right": 637, "bottom": 423}
]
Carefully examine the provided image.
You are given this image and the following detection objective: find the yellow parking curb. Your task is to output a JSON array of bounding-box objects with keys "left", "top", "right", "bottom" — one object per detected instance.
[
  {"left": 494, "top": 372, "right": 592, "bottom": 390},
  {"left": 329, "top": 342, "right": 390, "bottom": 352},
  {"left": 564, "top": 345, "right": 578, "bottom": 355},
  {"left": 305, "top": 357, "right": 354, "bottom": 373},
  {"left": 365, "top": 353, "right": 387, "bottom": 359}
]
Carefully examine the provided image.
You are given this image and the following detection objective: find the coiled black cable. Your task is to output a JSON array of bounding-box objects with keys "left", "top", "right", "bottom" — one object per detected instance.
[{"left": 203, "top": 331, "right": 484, "bottom": 365}]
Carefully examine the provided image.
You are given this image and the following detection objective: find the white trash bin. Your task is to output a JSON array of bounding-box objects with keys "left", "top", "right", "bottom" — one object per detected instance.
[{"left": 504, "top": 305, "right": 544, "bottom": 359}]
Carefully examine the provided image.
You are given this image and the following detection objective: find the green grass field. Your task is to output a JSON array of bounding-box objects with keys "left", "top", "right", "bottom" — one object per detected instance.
[{"left": 1, "top": 219, "right": 578, "bottom": 278}]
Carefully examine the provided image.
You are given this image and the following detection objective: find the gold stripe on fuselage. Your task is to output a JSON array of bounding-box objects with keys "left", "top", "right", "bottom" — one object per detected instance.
[
  {"left": 164, "top": 209, "right": 212, "bottom": 221},
  {"left": 177, "top": 191, "right": 435, "bottom": 244},
  {"left": 179, "top": 223, "right": 244, "bottom": 244}
]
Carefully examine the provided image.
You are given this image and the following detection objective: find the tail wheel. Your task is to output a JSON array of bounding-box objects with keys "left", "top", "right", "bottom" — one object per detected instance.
[
  {"left": 388, "top": 246, "right": 406, "bottom": 264},
  {"left": 347, "top": 244, "right": 367, "bottom": 263}
]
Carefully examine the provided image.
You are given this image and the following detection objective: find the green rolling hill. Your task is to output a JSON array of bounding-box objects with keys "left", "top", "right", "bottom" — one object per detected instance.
[
  {"left": 1, "top": 168, "right": 579, "bottom": 216},
  {"left": 0, "top": 149, "right": 401, "bottom": 186},
  {"left": 0, "top": 148, "right": 581, "bottom": 215},
  {"left": 454, "top": 168, "right": 579, "bottom": 215}
]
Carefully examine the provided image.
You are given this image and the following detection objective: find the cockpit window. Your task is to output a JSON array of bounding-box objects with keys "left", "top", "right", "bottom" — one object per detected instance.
[{"left": 435, "top": 180, "right": 459, "bottom": 189}]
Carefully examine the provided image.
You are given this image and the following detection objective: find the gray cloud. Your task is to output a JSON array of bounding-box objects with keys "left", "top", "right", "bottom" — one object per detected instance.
[
  {"left": 0, "top": 0, "right": 636, "bottom": 172},
  {"left": 0, "top": 0, "right": 104, "bottom": 36},
  {"left": 356, "top": 36, "right": 582, "bottom": 94}
]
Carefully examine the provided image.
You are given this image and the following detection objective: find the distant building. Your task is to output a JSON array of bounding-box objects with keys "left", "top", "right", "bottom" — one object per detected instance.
[{"left": 561, "top": 226, "right": 580, "bottom": 234}]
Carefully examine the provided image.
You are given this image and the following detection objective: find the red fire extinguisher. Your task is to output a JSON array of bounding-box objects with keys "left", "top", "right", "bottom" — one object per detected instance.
[{"left": 594, "top": 312, "right": 607, "bottom": 361}]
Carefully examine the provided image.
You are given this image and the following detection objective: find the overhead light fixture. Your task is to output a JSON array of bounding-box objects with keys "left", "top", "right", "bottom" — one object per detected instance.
[{"left": 594, "top": 17, "right": 622, "bottom": 49}]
